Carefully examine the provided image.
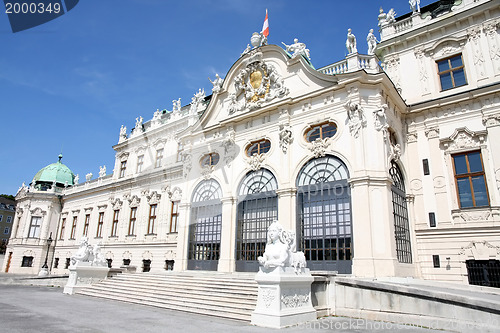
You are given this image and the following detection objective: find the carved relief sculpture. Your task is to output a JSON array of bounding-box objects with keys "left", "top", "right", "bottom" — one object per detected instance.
[
  {"left": 278, "top": 123, "right": 293, "bottom": 154},
  {"left": 345, "top": 99, "right": 366, "bottom": 138}
]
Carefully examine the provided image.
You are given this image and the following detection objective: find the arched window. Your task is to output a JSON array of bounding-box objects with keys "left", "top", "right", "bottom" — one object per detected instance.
[
  {"left": 389, "top": 161, "right": 412, "bottom": 263},
  {"left": 296, "top": 155, "right": 352, "bottom": 273},
  {"left": 236, "top": 169, "right": 278, "bottom": 272},
  {"left": 245, "top": 139, "right": 271, "bottom": 157},
  {"left": 188, "top": 179, "right": 222, "bottom": 271},
  {"left": 304, "top": 122, "right": 337, "bottom": 142}
]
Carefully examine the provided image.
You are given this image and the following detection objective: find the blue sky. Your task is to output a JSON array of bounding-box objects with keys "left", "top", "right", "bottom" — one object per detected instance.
[{"left": 0, "top": 0, "right": 432, "bottom": 195}]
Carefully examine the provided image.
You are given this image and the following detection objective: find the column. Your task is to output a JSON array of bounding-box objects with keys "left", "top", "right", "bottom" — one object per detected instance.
[
  {"left": 276, "top": 188, "right": 296, "bottom": 232},
  {"left": 173, "top": 202, "right": 190, "bottom": 272},
  {"left": 218, "top": 197, "right": 236, "bottom": 272}
]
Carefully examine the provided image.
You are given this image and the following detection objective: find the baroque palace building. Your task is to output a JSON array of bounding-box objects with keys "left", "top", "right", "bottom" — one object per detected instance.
[{"left": 4, "top": 0, "right": 500, "bottom": 286}]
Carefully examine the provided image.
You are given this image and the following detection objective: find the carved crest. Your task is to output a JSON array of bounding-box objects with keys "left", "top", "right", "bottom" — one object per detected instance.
[
  {"left": 440, "top": 127, "right": 487, "bottom": 152},
  {"left": 229, "top": 55, "right": 288, "bottom": 114}
]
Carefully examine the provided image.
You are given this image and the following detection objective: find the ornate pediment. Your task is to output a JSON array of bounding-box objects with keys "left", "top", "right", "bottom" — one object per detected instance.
[
  {"left": 440, "top": 127, "right": 487, "bottom": 153},
  {"left": 128, "top": 195, "right": 141, "bottom": 208},
  {"left": 228, "top": 50, "right": 289, "bottom": 114},
  {"left": 30, "top": 207, "right": 46, "bottom": 216},
  {"left": 147, "top": 191, "right": 161, "bottom": 205}
]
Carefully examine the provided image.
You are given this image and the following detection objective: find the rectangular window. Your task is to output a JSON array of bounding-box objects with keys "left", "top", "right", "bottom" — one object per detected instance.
[
  {"left": 70, "top": 216, "right": 77, "bottom": 239},
  {"left": 128, "top": 207, "right": 137, "bottom": 236},
  {"left": 21, "top": 256, "right": 33, "bottom": 267},
  {"left": 433, "top": 255, "right": 440, "bottom": 268},
  {"left": 422, "top": 159, "right": 430, "bottom": 176},
  {"left": 3, "top": 227, "right": 9, "bottom": 234},
  {"left": 429, "top": 212, "right": 436, "bottom": 228},
  {"left": 59, "top": 218, "right": 66, "bottom": 240},
  {"left": 83, "top": 214, "right": 90, "bottom": 237},
  {"left": 6, "top": 216, "right": 12, "bottom": 223},
  {"left": 96, "top": 212, "right": 104, "bottom": 238},
  {"left": 120, "top": 160, "right": 127, "bottom": 178},
  {"left": 29, "top": 216, "right": 42, "bottom": 238},
  {"left": 53, "top": 257, "right": 59, "bottom": 269},
  {"left": 65, "top": 258, "right": 70, "bottom": 269},
  {"left": 452, "top": 151, "right": 489, "bottom": 208},
  {"left": 170, "top": 201, "right": 179, "bottom": 233},
  {"left": 111, "top": 210, "right": 119, "bottom": 237},
  {"left": 437, "top": 54, "right": 467, "bottom": 91},
  {"left": 147, "top": 204, "right": 157, "bottom": 234},
  {"left": 136, "top": 155, "right": 144, "bottom": 173},
  {"left": 0, "top": 215, "right": 3, "bottom": 222},
  {"left": 155, "top": 149, "right": 164, "bottom": 168}
]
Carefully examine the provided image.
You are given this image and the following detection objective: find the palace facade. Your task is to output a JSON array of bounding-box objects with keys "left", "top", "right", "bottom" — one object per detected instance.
[{"left": 4, "top": 0, "right": 500, "bottom": 287}]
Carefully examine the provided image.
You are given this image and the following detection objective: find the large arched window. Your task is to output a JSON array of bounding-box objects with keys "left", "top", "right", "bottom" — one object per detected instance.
[
  {"left": 389, "top": 161, "right": 412, "bottom": 263},
  {"left": 236, "top": 169, "right": 278, "bottom": 272},
  {"left": 296, "top": 156, "right": 352, "bottom": 273},
  {"left": 188, "top": 179, "right": 222, "bottom": 271}
]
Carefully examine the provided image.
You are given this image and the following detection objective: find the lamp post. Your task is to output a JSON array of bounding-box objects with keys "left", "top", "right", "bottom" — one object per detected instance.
[{"left": 38, "top": 233, "right": 53, "bottom": 276}]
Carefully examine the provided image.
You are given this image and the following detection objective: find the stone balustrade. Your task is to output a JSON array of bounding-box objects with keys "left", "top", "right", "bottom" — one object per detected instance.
[{"left": 318, "top": 53, "right": 381, "bottom": 75}]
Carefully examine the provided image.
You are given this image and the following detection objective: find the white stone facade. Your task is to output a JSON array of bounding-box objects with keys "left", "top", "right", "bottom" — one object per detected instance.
[{"left": 3, "top": 0, "right": 500, "bottom": 286}]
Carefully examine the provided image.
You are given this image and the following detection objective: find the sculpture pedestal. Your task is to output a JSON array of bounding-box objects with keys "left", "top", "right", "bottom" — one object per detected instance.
[
  {"left": 63, "top": 263, "right": 109, "bottom": 295},
  {"left": 251, "top": 266, "right": 316, "bottom": 328}
]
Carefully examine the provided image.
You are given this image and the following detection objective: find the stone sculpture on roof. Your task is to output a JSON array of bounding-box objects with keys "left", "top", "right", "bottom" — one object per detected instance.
[
  {"left": 346, "top": 29, "right": 357, "bottom": 54},
  {"left": 367, "top": 29, "right": 378, "bottom": 55},
  {"left": 282, "top": 38, "right": 311, "bottom": 60}
]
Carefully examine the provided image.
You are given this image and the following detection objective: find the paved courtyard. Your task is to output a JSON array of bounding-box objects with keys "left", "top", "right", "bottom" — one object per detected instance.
[{"left": 0, "top": 284, "right": 452, "bottom": 333}]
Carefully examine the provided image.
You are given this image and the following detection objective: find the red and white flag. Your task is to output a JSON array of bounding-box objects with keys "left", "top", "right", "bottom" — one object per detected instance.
[{"left": 261, "top": 9, "right": 269, "bottom": 37}]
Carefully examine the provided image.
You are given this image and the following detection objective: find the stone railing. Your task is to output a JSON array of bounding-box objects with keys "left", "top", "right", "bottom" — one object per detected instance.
[
  {"left": 318, "top": 54, "right": 381, "bottom": 75},
  {"left": 394, "top": 16, "right": 413, "bottom": 33}
]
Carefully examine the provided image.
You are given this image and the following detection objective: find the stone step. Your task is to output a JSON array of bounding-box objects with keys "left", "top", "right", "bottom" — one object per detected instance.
[
  {"left": 103, "top": 276, "right": 258, "bottom": 294},
  {"left": 78, "top": 289, "right": 252, "bottom": 321},
  {"left": 85, "top": 283, "right": 257, "bottom": 305},
  {"left": 94, "top": 281, "right": 258, "bottom": 300},
  {"left": 76, "top": 272, "right": 258, "bottom": 321}
]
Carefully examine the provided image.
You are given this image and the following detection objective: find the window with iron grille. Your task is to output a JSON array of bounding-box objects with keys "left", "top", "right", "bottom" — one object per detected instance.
[
  {"left": 452, "top": 151, "right": 489, "bottom": 208},
  {"left": 389, "top": 161, "right": 412, "bottom": 264},
  {"left": 296, "top": 155, "right": 352, "bottom": 273}
]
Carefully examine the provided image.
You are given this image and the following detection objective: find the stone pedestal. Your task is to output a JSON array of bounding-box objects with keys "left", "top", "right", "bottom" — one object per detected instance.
[
  {"left": 63, "top": 263, "right": 109, "bottom": 295},
  {"left": 251, "top": 266, "right": 316, "bottom": 328}
]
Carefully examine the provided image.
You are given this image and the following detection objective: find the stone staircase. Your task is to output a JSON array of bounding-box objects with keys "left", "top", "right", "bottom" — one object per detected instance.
[{"left": 76, "top": 272, "right": 258, "bottom": 321}]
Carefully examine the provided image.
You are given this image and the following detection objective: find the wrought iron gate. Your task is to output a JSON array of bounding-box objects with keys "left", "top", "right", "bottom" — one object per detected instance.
[
  {"left": 235, "top": 169, "right": 278, "bottom": 272},
  {"left": 296, "top": 156, "right": 353, "bottom": 273},
  {"left": 188, "top": 180, "right": 222, "bottom": 271}
]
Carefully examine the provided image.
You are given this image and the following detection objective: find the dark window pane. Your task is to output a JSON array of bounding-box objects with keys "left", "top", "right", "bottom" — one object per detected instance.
[
  {"left": 440, "top": 72, "right": 453, "bottom": 90},
  {"left": 450, "top": 55, "right": 463, "bottom": 68},
  {"left": 471, "top": 176, "right": 488, "bottom": 207},
  {"left": 453, "top": 69, "right": 467, "bottom": 87},
  {"left": 322, "top": 124, "right": 337, "bottom": 138},
  {"left": 260, "top": 141, "right": 271, "bottom": 154},
  {"left": 453, "top": 155, "right": 468, "bottom": 175},
  {"left": 437, "top": 59, "right": 449, "bottom": 72},
  {"left": 457, "top": 178, "right": 473, "bottom": 208},
  {"left": 307, "top": 128, "right": 321, "bottom": 142},
  {"left": 467, "top": 152, "right": 482, "bottom": 173},
  {"left": 247, "top": 143, "right": 259, "bottom": 156}
]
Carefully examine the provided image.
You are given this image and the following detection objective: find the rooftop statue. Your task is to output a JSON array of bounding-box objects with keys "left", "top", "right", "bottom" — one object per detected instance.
[
  {"left": 346, "top": 29, "right": 357, "bottom": 54},
  {"left": 119, "top": 125, "right": 127, "bottom": 142},
  {"left": 209, "top": 74, "right": 223, "bottom": 94},
  {"left": 367, "top": 29, "right": 378, "bottom": 55},
  {"left": 172, "top": 98, "right": 181, "bottom": 114},
  {"left": 282, "top": 38, "right": 311, "bottom": 60},
  {"left": 250, "top": 31, "right": 267, "bottom": 48},
  {"left": 409, "top": 0, "right": 421, "bottom": 13},
  {"left": 386, "top": 8, "right": 396, "bottom": 24},
  {"left": 99, "top": 165, "right": 106, "bottom": 178},
  {"left": 258, "top": 220, "right": 306, "bottom": 273}
]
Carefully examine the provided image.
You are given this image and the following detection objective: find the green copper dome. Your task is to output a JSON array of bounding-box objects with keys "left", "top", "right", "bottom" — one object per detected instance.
[{"left": 33, "top": 154, "right": 75, "bottom": 188}]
